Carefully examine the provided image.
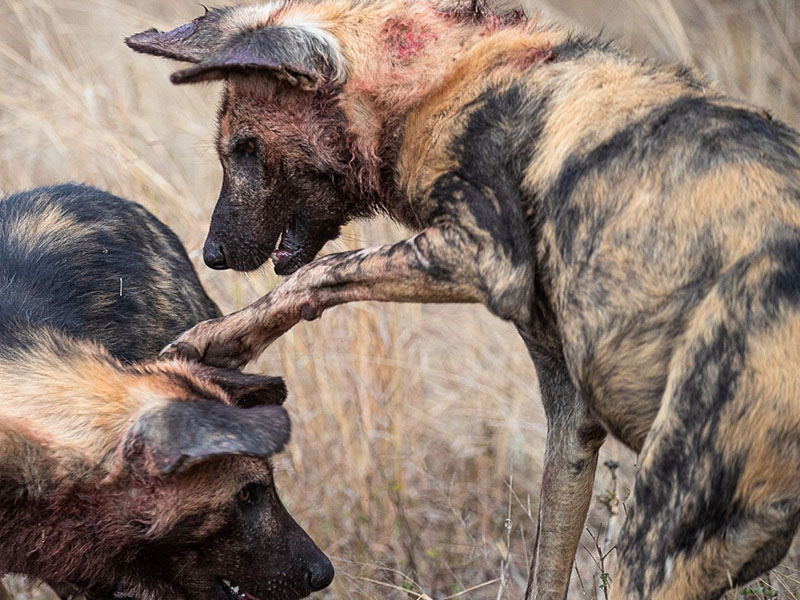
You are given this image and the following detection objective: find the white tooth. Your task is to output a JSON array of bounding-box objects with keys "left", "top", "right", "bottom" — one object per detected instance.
[
  {"left": 232, "top": 587, "right": 240, "bottom": 594},
  {"left": 223, "top": 580, "right": 231, "bottom": 587}
]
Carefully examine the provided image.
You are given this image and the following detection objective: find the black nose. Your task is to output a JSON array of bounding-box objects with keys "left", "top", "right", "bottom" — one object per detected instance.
[
  {"left": 203, "top": 239, "right": 229, "bottom": 270},
  {"left": 307, "top": 556, "right": 334, "bottom": 591}
]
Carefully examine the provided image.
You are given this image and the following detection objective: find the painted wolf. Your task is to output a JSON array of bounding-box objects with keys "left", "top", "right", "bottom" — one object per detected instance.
[
  {"left": 0, "top": 184, "right": 333, "bottom": 599},
  {"left": 128, "top": 2, "right": 800, "bottom": 598}
]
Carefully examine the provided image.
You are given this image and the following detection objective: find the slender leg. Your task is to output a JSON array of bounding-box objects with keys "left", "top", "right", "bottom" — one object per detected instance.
[
  {"left": 524, "top": 348, "right": 606, "bottom": 600},
  {"left": 163, "top": 218, "right": 532, "bottom": 369}
]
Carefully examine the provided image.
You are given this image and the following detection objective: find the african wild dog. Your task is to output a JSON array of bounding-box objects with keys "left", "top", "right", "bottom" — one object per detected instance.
[
  {"left": 0, "top": 184, "right": 334, "bottom": 600},
  {"left": 128, "top": 2, "right": 800, "bottom": 598}
]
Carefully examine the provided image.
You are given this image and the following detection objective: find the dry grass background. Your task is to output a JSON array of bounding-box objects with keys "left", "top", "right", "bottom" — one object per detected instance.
[{"left": 0, "top": 0, "right": 798, "bottom": 598}]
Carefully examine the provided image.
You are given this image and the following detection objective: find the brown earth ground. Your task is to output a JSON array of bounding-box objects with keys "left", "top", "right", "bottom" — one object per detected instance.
[{"left": 0, "top": 0, "right": 798, "bottom": 598}]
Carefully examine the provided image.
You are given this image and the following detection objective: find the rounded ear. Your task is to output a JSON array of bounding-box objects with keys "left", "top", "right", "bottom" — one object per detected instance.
[
  {"left": 194, "top": 366, "right": 288, "bottom": 408},
  {"left": 125, "top": 8, "right": 229, "bottom": 64},
  {"left": 169, "top": 26, "right": 342, "bottom": 90},
  {"left": 122, "top": 401, "right": 290, "bottom": 477},
  {"left": 127, "top": 8, "right": 345, "bottom": 91}
]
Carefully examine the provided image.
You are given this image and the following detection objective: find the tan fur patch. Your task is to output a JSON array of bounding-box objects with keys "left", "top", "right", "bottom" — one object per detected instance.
[{"left": 3, "top": 202, "right": 94, "bottom": 255}]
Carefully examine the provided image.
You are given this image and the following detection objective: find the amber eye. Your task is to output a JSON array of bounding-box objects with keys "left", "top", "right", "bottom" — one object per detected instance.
[
  {"left": 243, "top": 139, "right": 257, "bottom": 154},
  {"left": 237, "top": 483, "right": 262, "bottom": 507}
]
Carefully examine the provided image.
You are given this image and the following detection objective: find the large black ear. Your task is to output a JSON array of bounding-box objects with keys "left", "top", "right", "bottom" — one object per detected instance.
[
  {"left": 123, "top": 401, "right": 290, "bottom": 477},
  {"left": 169, "top": 25, "right": 343, "bottom": 90},
  {"left": 125, "top": 8, "right": 229, "bottom": 63},
  {"left": 195, "top": 366, "right": 288, "bottom": 408},
  {"left": 127, "top": 10, "right": 344, "bottom": 90}
]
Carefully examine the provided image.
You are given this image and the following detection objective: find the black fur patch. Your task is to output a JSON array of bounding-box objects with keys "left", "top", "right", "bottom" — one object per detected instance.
[
  {"left": 765, "top": 237, "right": 800, "bottom": 310},
  {"left": 551, "top": 33, "right": 617, "bottom": 62},
  {"left": 431, "top": 85, "right": 549, "bottom": 267}
]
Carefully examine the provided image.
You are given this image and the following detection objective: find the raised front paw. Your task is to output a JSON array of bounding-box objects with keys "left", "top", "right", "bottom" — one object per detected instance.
[{"left": 160, "top": 316, "right": 256, "bottom": 370}]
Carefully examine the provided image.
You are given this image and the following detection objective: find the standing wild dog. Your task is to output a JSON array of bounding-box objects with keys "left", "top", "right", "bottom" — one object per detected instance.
[
  {"left": 128, "top": 2, "right": 800, "bottom": 599},
  {"left": 0, "top": 184, "right": 334, "bottom": 600}
]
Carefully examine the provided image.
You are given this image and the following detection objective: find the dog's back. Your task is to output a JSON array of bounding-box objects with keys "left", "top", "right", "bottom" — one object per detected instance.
[{"left": 0, "top": 184, "right": 219, "bottom": 362}]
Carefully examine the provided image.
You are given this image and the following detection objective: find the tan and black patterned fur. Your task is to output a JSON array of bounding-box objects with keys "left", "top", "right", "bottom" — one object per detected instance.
[
  {"left": 128, "top": 3, "right": 800, "bottom": 598},
  {"left": 0, "top": 185, "right": 333, "bottom": 600}
]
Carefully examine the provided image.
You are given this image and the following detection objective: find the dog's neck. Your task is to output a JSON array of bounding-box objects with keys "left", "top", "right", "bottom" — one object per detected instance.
[{"left": 319, "top": 2, "right": 555, "bottom": 223}]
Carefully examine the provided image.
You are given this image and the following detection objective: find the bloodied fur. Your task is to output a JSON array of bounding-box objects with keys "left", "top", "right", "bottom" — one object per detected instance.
[
  {"left": 129, "top": 2, "right": 800, "bottom": 599},
  {"left": 0, "top": 185, "right": 333, "bottom": 600}
]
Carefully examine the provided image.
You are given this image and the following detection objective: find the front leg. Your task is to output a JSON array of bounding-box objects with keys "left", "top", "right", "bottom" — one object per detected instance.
[
  {"left": 524, "top": 347, "right": 607, "bottom": 600},
  {"left": 163, "top": 178, "right": 533, "bottom": 368}
]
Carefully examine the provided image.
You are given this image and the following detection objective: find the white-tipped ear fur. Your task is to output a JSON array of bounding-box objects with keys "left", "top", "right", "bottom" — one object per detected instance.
[
  {"left": 226, "top": 4, "right": 348, "bottom": 86},
  {"left": 277, "top": 15, "right": 347, "bottom": 84},
  {"left": 129, "top": 3, "right": 348, "bottom": 89},
  {"left": 221, "top": 3, "right": 348, "bottom": 85},
  {"left": 222, "top": 3, "right": 288, "bottom": 32}
]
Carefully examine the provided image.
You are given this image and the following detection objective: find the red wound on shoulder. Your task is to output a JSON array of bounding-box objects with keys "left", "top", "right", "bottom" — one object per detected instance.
[{"left": 383, "top": 17, "right": 438, "bottom": 59}]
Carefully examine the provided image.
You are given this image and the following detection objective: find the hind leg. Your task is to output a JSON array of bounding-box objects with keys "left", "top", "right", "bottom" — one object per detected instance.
[
  {"left": 615, "top": 428, "right": 800, "bottom": 600},
  {"left": 613, "top": 315, "right": 800, "bottom": 600}
]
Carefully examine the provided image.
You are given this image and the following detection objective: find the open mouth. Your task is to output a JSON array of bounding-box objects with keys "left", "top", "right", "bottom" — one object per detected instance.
[
  {"left": 270, "top": 215, "right": 311, "bottom": 276},
  {"left": 218, "top": 578, "right": 261, "bottom": 600}
]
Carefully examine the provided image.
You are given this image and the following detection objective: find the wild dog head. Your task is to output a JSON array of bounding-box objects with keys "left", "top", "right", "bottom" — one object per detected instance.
[
  {"left": 128, "top": 4, "right": 358, "bottom": 275},
  {"left": 0, "top": 352, "right": 333, "bottom": 600},
  {"left": 113, "top": 365, "right": 334, "bottom": 600},
  {"left": 127, "top": 2, "right": 508, "bottom": 275}
]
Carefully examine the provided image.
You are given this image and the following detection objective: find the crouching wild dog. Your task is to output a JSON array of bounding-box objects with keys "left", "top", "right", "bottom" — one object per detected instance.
[
  {"left": 0, "top": 184, "right": 334, "bottom": 600},
  {"left": 128, "top": 2, "right": 800, "bottom": 599}
]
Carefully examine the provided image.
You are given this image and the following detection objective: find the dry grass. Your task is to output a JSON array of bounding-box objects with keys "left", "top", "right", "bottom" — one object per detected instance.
[{"left": 0, "top": 0, "right": 798, "bottom": 598}]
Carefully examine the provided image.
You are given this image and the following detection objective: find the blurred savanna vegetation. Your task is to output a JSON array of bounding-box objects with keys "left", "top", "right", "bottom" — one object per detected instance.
[{"left": 0, "top": 0, "right": 798, "bottom": 598}]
